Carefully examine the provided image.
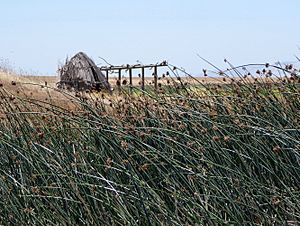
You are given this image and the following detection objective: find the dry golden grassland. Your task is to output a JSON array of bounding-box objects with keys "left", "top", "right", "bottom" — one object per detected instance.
[{"left": 0, "top": 72, "right": 208, "bottom": 105}]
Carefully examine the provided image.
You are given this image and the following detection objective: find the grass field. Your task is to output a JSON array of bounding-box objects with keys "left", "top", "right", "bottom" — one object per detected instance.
[{"left": 0, "top": 65, "right": 300, "bottom": 225}]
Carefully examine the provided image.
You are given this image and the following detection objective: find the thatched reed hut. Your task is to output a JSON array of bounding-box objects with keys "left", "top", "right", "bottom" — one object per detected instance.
[{"left": 58, "top": 52, "right": 111, "bottom": 91}]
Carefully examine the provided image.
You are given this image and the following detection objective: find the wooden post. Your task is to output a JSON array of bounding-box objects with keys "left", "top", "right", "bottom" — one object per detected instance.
[
  {"left": 129, "top": 68, "right": 133, "bottom": 87},
  {"left": 154, "top": 66, "right": 158, "bottom": 90},
  {"left": 141, "top": 67, "right": 145, "bottom": 90},
  {"left": 106, "top": 70, "right": 109, "bottom": 81},
  {"left": 118, "top": 69, "right": 122, "bottom": 88}
]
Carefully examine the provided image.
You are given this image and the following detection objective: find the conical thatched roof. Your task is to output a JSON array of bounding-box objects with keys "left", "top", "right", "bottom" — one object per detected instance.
[{"left": 58, "top": 52, "right": 111, "bottom": 91}]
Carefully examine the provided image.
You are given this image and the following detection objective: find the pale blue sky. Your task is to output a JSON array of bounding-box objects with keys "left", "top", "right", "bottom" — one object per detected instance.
[{"left": 1, "top": 0, "right": 300, "bottom": 75}]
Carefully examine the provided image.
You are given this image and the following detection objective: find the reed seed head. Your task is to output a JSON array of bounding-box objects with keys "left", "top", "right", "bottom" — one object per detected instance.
[{"left": 273, "top": 145, "right": 281, "bottom": 154}]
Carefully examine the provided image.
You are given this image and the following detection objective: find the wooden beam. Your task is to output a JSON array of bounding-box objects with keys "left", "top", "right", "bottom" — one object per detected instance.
[
  {"left": 99, "top": 61, "right": 167, "bottom": 71},
  {"left": 154, "top": 66, "right": 158, "bottom": 90},
  {"left": 118, "top": 69, "right": 122, "bottom": 88},
  {"left": 129, "top": 68, "right": 132, "bottom": 86},
  {"left": 141, "top": 67, "right": 145, "bottom": 90},
  {"left": 106, "top": 70, "right": 109, "bottom": 81}
]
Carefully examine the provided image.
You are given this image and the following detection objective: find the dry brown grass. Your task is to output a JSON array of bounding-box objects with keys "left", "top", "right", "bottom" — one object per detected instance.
[
  {"left": 0, "top": 72, "right": 78, "bottom": 109},
  {"left": 0, "top": 71, "right": 278, "bottom": 111}
]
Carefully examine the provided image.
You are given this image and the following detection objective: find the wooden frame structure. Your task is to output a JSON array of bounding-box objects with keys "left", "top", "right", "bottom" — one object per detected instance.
[{"left": 99, "top": 61, "right": 168, "bottom": 90}]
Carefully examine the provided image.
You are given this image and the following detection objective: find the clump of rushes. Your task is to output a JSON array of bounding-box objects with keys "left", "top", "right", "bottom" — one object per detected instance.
[{"left": 0, "top": 62, "right": 300, "bottom": 225}]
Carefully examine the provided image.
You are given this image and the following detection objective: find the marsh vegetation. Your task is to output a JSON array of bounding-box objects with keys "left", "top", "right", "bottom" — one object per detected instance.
[{"left": 0, "top": 63, "right": 299, "bottom": 225}]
